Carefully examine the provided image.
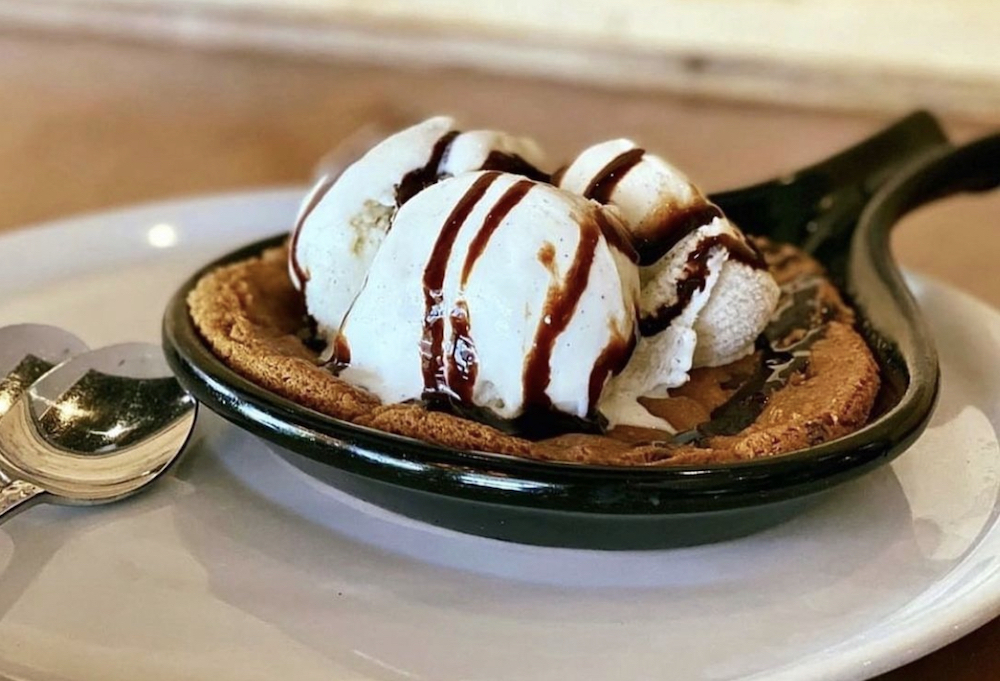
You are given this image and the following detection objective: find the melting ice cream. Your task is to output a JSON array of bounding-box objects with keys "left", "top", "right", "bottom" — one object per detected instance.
[
  {"left": 556, "top": 138, "right": 780, "bottom": 429},
  {"left": 289, "top": 119, "right": 780, "bottom": 433}
]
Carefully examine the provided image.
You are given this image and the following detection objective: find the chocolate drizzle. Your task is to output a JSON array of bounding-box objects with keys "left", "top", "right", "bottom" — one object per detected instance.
[
  {"left": 328, "top": 333, "right": 352, "bottom": 375},
  {"left": 522, "top": 216, "right": 601, "bottom": 410},
  {"left": 583, "top": 147, "right": 645, "bottom": 204},
  {"left": 588, "top": 331, "right": 637, "bottom": 410},
  {"left": 396, "top": 133, "right": 551, "bottom": 207},
  {"left": 446, "top": 300, "right": 477, "bottom": 402},
  {"left": 673, "top": 275, "right": 827, "bottom": 443},
  {"left": 425, "top": 192, "right": 636, "bottom": 430},
  {"left": 289, "top": 177, "right": 335, "bottom": 287},
  {"left": 634, "top": 202, "right": 724, "bottom": 266},
  {"left": 441, "top": 178, "right": 537, "bottom": 402},
  {"left": 639, "top": 233, "right": 769, "bottom": 337},
  {"left": 421, "top": 171, "right": 501, "bottom": 397},
  {"left": 594, "top": 210, "right": 640, "bottom": 263},
  {"left": 538, "top": 242, "right": 556, "bottom": 269},
  {"left": 480, "top": 151, "right": 550, "bottom": 183},
  {"left": 396, "top": 131, "right": 460, "bottom": 205},
  {"left": 461, "top": 179, "right": 535, "bottom": 285}
]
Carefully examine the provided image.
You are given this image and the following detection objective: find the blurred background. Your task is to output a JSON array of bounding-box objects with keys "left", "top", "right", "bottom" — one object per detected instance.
[
  {"left": 1, "top": 0, "right": 996, "bottom": 300},
  {"left": 0, "top": 2, "right": 998, "bottom": 679}
]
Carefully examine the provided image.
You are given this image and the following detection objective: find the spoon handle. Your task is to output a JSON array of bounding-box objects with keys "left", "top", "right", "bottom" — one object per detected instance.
[{"left": 0, "top": 471, "right": 44, "bottom": 521}]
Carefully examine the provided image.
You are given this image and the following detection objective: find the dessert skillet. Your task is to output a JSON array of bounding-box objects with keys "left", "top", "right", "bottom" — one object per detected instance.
[{"left": 163, "top": 111, "right": 975, "bottom": 548}]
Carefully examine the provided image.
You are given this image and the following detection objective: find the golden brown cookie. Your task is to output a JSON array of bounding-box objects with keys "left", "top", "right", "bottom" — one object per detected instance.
[{"left": 188, "top": 238, "right": 880, "bottom": 466}]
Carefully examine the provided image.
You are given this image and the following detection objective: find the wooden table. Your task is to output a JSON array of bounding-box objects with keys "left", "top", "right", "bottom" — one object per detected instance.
[{"left": 1, "top": 29, "right": 998, "bottom": 680}]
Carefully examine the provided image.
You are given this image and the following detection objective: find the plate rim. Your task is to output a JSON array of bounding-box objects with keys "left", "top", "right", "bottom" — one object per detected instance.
[{"left": 2, "top": 189, "right": 1000, "bottom": 680}]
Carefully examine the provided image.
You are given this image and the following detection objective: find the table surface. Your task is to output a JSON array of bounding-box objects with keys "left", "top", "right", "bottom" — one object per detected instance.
[{"left": 1, "top": 29, "right": 998, "bottom": 681}]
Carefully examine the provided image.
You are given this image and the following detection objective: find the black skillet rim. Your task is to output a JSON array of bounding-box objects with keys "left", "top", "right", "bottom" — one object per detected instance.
[{"left": 159, "top": 127, "right": 980, "bottom": 516}]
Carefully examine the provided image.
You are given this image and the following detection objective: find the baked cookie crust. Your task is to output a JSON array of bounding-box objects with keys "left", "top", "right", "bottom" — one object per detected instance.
[{"left": 187, "top": 239, "right": 880, "bottom": 466}]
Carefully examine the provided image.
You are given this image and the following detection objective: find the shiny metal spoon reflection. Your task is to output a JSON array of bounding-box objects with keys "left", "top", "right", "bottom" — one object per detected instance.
[
  {"left": 0, "top": 342, "right": 197, "bottom": 519},
  {"left": 0, "top": 324, "right": 89, "bottom": 420}
]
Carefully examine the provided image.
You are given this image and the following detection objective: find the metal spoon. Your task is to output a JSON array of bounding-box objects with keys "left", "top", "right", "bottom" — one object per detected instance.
[
  {"left": 0, "top": 342, "right": 197, "bottom": 519},
  {"left": 0, "top": 324, "right": 89, "bottom": 420}
]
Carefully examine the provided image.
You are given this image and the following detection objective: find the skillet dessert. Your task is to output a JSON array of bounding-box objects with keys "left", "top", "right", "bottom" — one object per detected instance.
[{"left": 188, "top": 117, "right": 880, "bottom": 466}]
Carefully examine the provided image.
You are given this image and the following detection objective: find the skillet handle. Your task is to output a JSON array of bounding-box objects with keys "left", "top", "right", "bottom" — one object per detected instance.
[
  {"left": 712, "top": 111, "right": 950, "bottom": 254},
  {"left": 850, "top": 133, "right": 1000, "bottom": 362},
  {"left": 858, "top": 133, "right": 1000, "bottom": 220}
]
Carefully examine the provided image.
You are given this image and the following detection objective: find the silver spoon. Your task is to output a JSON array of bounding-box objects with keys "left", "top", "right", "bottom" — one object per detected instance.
[
  {"left": 0, "top": 341, "right": 197, "bottom": 519},
  {"left": 0, "top": 324, "right": 89, "bottom": 420}
]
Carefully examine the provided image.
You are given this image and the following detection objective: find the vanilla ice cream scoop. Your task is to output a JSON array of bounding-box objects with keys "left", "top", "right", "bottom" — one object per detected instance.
[
  {"left": 556, "top": 138, "right": 717, "bottom": 264},
  {"left": 290, "top": 116, "right": 548, "bottom": 337},
  {"left": 599, "top": 217, "right": 777, "bottom": 429},
  {"left": 292, "top": 125, "right": 780, "bottom": 435},
  {"left": 339, "top": 171, "right": 639, "bottom": 424},
  {"left": 559, "top": 139, "right": 780, "bottom": 430}
]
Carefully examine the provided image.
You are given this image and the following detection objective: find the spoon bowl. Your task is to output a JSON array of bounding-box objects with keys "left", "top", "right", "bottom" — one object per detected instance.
[
  {"left": 0, "top": 324, "right": 88, "bottom": 420},
  {"left": 0, "top": 342, "right": 197, "bottom": 516}
]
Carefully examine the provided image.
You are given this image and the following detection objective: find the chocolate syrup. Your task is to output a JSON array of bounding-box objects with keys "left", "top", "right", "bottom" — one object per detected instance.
[
  {"left": 583, "top": 148, "right": 645, "bottom": 204},
  {"left": 434, "top": 178, "right": 538, "bottom": 402},
  {"left": 420, "top": 187, "right": 615, "bottom": 436},
  {"left": 639, "top": 233, "right": 769, "bottom": 337},
  {"left": 763, "top": 276, "right": 833, "bottom": 340},
  {"left": 480, "top": 151, "right": 550, "bottom": 183},
  {"left": 594, "top": 210, "right": 640, "bottom": 263},
  {"left": 522, "top": 218, "right": 600, "bottom": 410},
  {"left": 633, "top": 202, "right": 724, "bottom": 265},
  {"left": 461, "top": 179, "right": 534, "bottom": 285},
  {"left": 432, "top": 398, "right": 605, "bottom": 438},
  {"left": 421, "top": 172, "right": 501, "bottom": 397},
  {"left": 673, "top": 276, "right": 826, "bottom": 443},
  {"left": 446, "top": 300, "right": 477, "bottom": 403},
  {"left": 328, "top": 333, "right": 352, "bottom": 375},
  {"left": 396, "top": 131, "right": 460, "bottom": 205},
  {"left": 289, "top": 177, "right": 335, "bottom": 287},
  {"left": 396, "top": 133, "right": 551, "bottom": 207},
  {"left": 537, "top": 242, "right": 556, "bottom": 269},
  {"left": 588, "top": 331, "right": 637, "bottom": 409}
]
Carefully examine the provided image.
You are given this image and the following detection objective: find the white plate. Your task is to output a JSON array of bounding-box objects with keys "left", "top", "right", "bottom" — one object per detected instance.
[{"left": 1, "top": 190, "right": 999, "bottom": 681}]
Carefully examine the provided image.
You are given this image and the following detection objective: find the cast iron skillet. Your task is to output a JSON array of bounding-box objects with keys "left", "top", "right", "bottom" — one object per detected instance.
[{"left": 163, "top": 112, "right": 985, "bottom": 549}]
